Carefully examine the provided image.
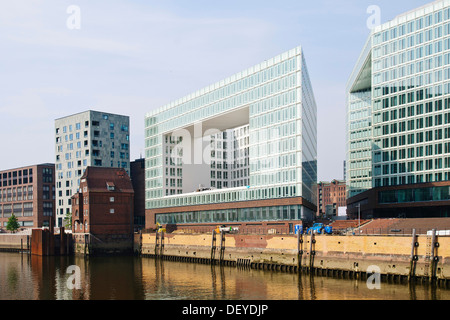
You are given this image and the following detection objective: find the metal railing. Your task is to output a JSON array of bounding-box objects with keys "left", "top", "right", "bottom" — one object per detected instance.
[
  {"left": 345, "top": 228, "right": 450, "bottom": 236},
  {"left": 149, "top": 227, "right": 296, "bottom": 236}
]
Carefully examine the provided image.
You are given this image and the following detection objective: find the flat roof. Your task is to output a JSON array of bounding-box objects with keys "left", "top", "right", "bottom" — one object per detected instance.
[
  {"left": 0, "top": 163, "right": 55, "bottom": 173},
  {"left": 146, "top": 45, "right": 303, "bottom": 118},
  {"left": 375, "top": 0, "right": 449, "bottom": 33},
  {"left": 54, "top": 109, "right": 129, "bottom": 121}
]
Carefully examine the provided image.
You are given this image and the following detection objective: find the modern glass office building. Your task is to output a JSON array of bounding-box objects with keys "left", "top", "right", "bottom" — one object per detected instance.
[
  {"left": 145, "top": 46, "right": 318, "bottom": 228},
  {"left": 347, "top": 0, "right": 450, "bottom": 218}
]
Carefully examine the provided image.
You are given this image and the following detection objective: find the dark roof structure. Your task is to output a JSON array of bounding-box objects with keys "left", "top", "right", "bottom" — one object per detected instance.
[{"left": 81, "top": 167, "right": 134, "bottom": 193}]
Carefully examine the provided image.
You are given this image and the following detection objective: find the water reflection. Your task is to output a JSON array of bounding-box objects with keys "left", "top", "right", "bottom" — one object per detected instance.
[
  {"left": 139, "top": 258, "right": 449, "bottom": 300},
  {"left": 0, "top": 252, "right": 448, "bottom": 300}
]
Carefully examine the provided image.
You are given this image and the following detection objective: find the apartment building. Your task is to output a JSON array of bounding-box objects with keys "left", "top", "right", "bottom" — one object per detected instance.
[
  {"left": 0, "top": 164, "right": 55, "bottom": 230},
  {"left": 55, "top": 110, "right": 130, "bottom": 227}
]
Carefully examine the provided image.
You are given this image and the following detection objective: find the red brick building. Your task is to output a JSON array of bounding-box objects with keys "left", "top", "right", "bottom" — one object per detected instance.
[
  {"left": 71, "top": 167, "right": 134, "bottom": 254},
  {"left": 0, "top": 163, "right": 55, "bottom": 231},
  {"left": 317, "top": 180, "right": 346, "bottom": 218}
]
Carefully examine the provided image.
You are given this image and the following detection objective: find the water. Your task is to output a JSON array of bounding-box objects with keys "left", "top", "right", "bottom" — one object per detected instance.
[{"left": 0, "top": 252, "right": 448, "bottom": 300}]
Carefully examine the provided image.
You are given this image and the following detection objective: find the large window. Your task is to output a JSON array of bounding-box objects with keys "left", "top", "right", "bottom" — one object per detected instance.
[
  {"left": 155, "top": 205, "right": 304, "bottom": 225},
  {"left": 379, "top": 185, "right": 450, "bottom": 204}
]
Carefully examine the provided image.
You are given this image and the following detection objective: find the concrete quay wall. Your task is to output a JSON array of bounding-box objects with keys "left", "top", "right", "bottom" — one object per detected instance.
[
  {"left": 138, "top": 233, "right": 450, "bottom": 282},
  {"left": 73, "top": 233, "right": 134, "bottom": 256},
  {"left": 0, "top": 234, "right": 30, "bottom": 252}
]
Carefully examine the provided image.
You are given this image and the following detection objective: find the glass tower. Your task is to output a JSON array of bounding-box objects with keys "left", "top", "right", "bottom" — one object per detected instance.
[
  {"left": 347, "top": 0, "right": 450, "bottom": 199},
  {"left": 145, "top": 46, "right": 318, "bottom": 225}
]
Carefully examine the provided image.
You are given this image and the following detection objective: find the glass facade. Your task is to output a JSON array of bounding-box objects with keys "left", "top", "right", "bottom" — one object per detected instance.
[
  {"left": 379, "top": 185, "right": 450, "bottom": 204},
  {"left": 145, "top": 46, "right": 317, "bottom": 222},
  {"left": 347, "top": 88, "right": 373, "bottom": 198},
  {"left": 347, "top": 0, "right": 450, "bottom": 198},
  {"left": 156, "top": 205, "right": 304, "bottom": 225}
]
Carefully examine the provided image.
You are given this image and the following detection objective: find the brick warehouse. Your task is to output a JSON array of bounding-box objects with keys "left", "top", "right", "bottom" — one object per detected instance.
[
  {"left": 317, "top": 180, "right": 346, "bottom": 218},
  {"left": 0, "top": 163, "right": 55, "bottom": 231},
  {"left": 71, "top": 167, "right": 134, "bottom": 255}
]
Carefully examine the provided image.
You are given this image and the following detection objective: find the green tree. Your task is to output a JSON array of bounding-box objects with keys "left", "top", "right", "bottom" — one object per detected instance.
[
  {"left": 6, "top": 214, "right": 20, "bottom": 233},
  {"left": 64, "top": 211, "right": 72, "bottom": 229}
]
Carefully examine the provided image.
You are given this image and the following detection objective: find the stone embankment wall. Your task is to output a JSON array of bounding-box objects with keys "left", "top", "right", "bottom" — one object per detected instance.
[
  {"left": 73, "top": 233, "right": 134, "bottom": 255},
  {"left": 0, "top": 234, "right": 30, "bottom": 252},
  {"left": 136, "top": 232, "right": 450, "bottom": 283}
]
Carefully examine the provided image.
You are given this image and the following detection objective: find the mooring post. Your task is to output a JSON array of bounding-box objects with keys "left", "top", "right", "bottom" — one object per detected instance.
[
  {"left": 409, "top": 229, "right": 418, "bottom": 282},
  {"left": 160, "top": 231, "right": 165, "bottom": 257},
  {"left": 309, "top": 233, "right": 315, "bottom": 272},
  {"left": 210, "top": 230, "right": 216, "bottom": 264},
  {"left": 67, "top": 231, "right": 70, "bottom": 255},
  {"left": 84, "top": 233, "right": 87, "bottom": 256},
  {"left": 88, "top": 233, "right": 91, "bottom": 255},
  {"left": 297, "top": 231, "right": 304, "bottom": 273},
  {"left": 219, "top": 231, "right": 225, "bottom": 265},
  {"left": 430, "top": 229, "right": 438, "bottom": 283},
  {"left": 155, "top": 232, "right": 159, "bottom": 258}
]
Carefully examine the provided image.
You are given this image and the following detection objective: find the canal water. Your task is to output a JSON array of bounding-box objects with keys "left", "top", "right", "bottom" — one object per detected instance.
[{"left": 0, "top": 252, "right": 448, "bottom": 301}]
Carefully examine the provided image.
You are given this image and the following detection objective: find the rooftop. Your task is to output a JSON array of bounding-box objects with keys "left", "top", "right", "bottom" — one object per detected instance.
[
  {"left": 54, "top": 110, "right": 129, "bottom": 121},
  {"left": 0, "top": 163, "right": 55, "bottom": 173},
  {"left": 79, "top": 167, "right": 134, "bottom": 193}
]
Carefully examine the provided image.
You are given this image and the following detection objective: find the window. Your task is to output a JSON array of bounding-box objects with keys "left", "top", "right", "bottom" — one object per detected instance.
[
  {"left": 110, "top": 197, "right": 115, "bottom": 202},
  {"left": 110, "top": 208, "right": 115, "bottom": 214}
]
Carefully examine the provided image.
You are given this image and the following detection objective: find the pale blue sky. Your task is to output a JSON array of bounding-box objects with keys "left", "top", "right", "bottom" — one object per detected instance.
[{"left": 0, "top": 0, "right": 433, "bottom": 181}]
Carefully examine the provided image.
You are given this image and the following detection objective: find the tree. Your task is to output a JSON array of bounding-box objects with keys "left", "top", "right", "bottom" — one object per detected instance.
[
  {"left": 64, "top": 211, "right": 72, "bottom": 229},
  {"left": 6, "top": 214, "right": 20, "bottom": 233}
]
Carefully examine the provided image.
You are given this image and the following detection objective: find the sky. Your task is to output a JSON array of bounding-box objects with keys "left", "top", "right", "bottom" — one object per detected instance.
[{"left": 0, "top": 0, "right": 435, "bottom": 182}]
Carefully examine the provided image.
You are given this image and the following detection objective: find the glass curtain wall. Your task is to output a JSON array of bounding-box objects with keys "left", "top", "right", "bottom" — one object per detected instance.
[{"left": 145, "top": 46, "right": 317, "bottom": 213}]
